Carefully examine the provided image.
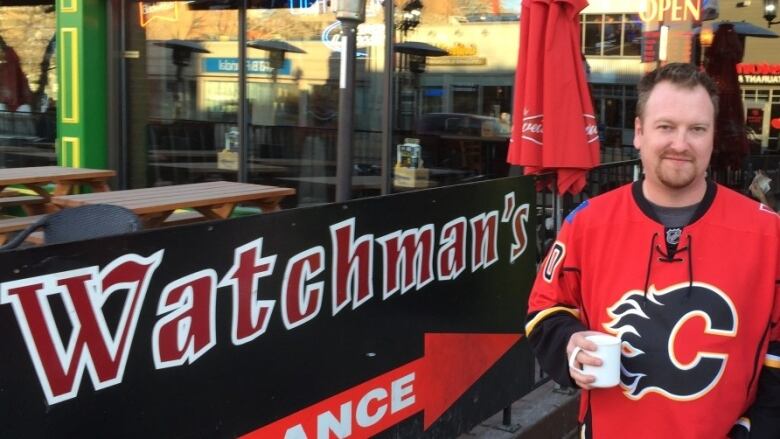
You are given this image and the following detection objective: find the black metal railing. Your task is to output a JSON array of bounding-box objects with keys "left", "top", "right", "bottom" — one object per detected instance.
[{"left": 0, "top": 110, "right": 57, "bottom": 168}]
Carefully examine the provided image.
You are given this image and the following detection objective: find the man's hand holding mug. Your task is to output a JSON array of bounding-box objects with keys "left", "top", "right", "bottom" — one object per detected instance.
[{"left": 567, "top": 331, "right": 621, "bottom": 390}]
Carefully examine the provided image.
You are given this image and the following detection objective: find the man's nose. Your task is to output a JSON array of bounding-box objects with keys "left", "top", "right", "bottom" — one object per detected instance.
[{"left": 668, "top": 130, "right": 689, "bottom": 151}]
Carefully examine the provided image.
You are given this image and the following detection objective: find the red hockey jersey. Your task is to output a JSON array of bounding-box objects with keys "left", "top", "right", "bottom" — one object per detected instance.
[{"left": 526, "top": 181, "right": 780, "bottom": 439}]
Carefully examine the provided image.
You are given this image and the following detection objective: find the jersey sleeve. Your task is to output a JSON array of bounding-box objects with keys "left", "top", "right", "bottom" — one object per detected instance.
[
  {"left": 742, "top": 215, "right": 780, "bottom": 438},
  {"left": 525, "top": 214, "right": 587, "bottom": 386}
]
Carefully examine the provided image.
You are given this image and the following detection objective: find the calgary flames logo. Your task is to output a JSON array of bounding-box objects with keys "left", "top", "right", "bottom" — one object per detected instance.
[{"left": 603, "top": 282, "right": 738, "bottom": 401}]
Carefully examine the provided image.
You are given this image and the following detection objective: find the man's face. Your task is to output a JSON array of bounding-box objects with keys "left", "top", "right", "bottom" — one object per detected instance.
[{"left": 634, "top": 81, "right": 714, "bottom": 196}]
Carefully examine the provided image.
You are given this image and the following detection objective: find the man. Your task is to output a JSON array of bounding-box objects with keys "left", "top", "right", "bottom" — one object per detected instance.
[
  {"left": 525, "top": 63, "right": 779, "bottom": 438},
  {"left": 749, "top": 170, "right": 778, "bottom": 212}
]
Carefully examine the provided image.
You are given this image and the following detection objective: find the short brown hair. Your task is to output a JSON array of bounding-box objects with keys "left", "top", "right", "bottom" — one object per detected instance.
[{"left": 635, "top": 63, "right": 719, "bottom": 120}]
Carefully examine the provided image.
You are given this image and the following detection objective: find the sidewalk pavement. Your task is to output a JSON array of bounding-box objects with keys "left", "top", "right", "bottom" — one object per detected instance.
[{"left": 460, "top": 381, "right": 580, "bottom": 439}]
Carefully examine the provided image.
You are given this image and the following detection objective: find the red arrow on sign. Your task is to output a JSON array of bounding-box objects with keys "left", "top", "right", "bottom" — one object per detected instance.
[{"left": 240, "top": 332, "right": 521, "bottom": 438}]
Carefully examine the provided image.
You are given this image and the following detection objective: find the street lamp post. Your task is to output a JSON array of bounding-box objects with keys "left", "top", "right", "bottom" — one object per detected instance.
[{"left": 335, "top": 0, "right": 366, "bottom": 202}]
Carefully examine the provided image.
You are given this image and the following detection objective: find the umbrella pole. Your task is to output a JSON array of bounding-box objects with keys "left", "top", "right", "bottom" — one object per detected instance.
[{"left": 553, "top": 176, "right": 562, "bottom": 233}]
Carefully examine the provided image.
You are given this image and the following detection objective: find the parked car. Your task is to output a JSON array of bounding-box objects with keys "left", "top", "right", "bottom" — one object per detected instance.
[{"left": 416, "top": 113, "right": 510, "bottom": 139}]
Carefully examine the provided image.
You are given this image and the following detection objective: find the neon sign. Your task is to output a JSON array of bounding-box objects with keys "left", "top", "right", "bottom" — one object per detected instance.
[
  {"left": 639, "top": 0, "right": 700, "bottom": 22},
  {"left": 139, "top": 2, "right": 179, "bottom": 28}
]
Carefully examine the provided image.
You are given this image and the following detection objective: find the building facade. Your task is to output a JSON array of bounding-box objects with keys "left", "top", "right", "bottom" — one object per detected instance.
[{"left": 0, "top": 0, "right": 778, "bottom": 207}]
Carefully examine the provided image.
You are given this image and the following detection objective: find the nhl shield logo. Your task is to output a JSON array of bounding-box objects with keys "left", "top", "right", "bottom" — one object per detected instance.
[{"left": 666, "top": 228, "right": 682, "bottom": 245}]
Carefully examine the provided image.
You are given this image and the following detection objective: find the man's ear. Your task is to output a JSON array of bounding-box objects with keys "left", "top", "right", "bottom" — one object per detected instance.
[{"left": 633, "top": 117, "right": 642, "bottom": 150}]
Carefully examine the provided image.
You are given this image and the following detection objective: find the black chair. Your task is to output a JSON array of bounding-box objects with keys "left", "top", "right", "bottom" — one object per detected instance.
[{"left": 0, "top": 204, "right": 142, "bottom": 250}]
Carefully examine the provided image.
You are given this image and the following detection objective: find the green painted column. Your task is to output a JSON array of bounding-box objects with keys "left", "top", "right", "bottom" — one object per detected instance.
[{"left": 56, "top": 0, "right": 107, "bottom": 169}]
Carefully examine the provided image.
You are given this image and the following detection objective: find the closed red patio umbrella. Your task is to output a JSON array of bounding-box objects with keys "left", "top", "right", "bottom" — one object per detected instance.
[
  {"left": 508, "top": 0, "right": 549, "bottom": 175},
  {"left": 509, "top": 0, "right": 600, "bottom": 195}
]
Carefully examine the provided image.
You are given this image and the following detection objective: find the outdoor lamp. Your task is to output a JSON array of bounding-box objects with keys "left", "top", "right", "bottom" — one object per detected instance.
[
  {"left": 398, "top": 0, "right": 423, "bottom": 35},
  {"left": 699, "top": 28, "right": 714, "bottom": 47},
  {"left": 765, "top": 0, "right": 780, "bottom": 27},
  {"left": 336, "top": 0, "right": 366, "bottom": 22}
]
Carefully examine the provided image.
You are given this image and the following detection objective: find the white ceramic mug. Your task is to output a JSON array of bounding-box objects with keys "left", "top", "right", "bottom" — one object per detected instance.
[{"left": 568, "top": 333, "right": 621, "bottom": 388}]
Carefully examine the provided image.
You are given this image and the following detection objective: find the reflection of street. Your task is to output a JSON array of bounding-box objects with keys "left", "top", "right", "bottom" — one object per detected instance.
[{"left": 0, "top": 37, "right": 33, "bottom": 111}]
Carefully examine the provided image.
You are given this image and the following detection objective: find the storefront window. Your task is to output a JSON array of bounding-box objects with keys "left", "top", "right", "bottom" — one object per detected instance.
[
  {"left": 482, "top": 85, "right": 512, "bottom": 118},
  {"left": 581, "top": 13, "right": 642, "bottom": 57},
  {"left": 119, "top": 1, "right": 559, "bottom": 203},
  {"left": 243, "top": 2, "right": 385, "bottom": 204},
  {"left": 583, "top": 14, "right": 603, "bottom": 56},
  {"left": 123, "top": 0, "right": 389, "bottom": 204},
  {"left": 422, "top": 86, "right": 443, "bottom": 113},
  {"left": 624, "top": 98, "right": 637, "bottom": 129},
  {"left": 622, "top": 14, "right": 641, "bottom": 56},
  {"left": 0, "top": 3, "right": 57, "bottom": 168},
  {"left": 743, "top": 88, "right": 780, "bottom": 152},
  {"left": 393, "top": 0, "right": 519, "bottom": 190},
  {"left": 592, "top": 84, "right": 637, "bottom": 150},
  {"left": 452, "top": 85, "right": 479, "bottom": 114},
  {"left": 125, "top": 1, "right": 238, "bottom": 187}
]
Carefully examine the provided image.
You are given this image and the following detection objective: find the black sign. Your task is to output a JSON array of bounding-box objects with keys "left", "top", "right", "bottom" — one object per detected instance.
[{"left": 0, "top": 177, "right": 537, "bottom": 438}]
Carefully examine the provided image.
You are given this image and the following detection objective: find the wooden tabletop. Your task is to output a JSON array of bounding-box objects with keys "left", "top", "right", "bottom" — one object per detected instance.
[
  {"left": 51, "top": 181, "right": 295, "bottom": 226},
  {"left": 0, "top": 166, "right": 116, "bottom": 214},
  {"left": 0, "top": 166, "right": 116, "bottom": 186}
]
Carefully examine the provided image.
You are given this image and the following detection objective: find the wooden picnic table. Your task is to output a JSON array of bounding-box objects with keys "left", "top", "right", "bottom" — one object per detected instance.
[
  {"left": 0, "top": 166, "right": 115, "bottom": 214},
  {"left": 51, "top": 181, "right": 295, "bottom": 227}
]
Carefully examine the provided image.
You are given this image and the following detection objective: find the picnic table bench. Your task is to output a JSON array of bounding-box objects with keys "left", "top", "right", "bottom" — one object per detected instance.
[{"left": 52, "top": 181, "right": 295, "bottom": 227}]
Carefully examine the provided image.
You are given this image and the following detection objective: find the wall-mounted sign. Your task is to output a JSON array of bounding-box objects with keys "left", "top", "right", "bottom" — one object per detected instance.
[
  {"left": 639, "top": 0, "right": 700, "bottom": 22},
  {"left": 139, "top": 2, "right": 179, "bottom": 28},
  {"left": 737, "top": 63, "right": 780, "bottom": 84},
  {"left": 202, "top": 58, "right": 292, "bottom": 76},
  {"left": 439, "top": 43, "right": 477, "bottom": 57},
  {"left": 423, "top": 43, "right": 486, "bottom": 66},
  {"left": 428, "top": 57, "right": 487, "bottom": 66}
]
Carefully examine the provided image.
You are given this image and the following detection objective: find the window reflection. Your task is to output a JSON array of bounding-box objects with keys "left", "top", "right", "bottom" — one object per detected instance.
[
  {"left": 0, "top": 3, "right": 57, "bottom": 168},
  {"left": 128, "top": 1, "right": 239, "bottom": 187},
  {"left": 125, "top": 0, "right": 519, "bottom": 204},
  {"left": 391, "top": 0, "right": 517, "bottom": 190}
]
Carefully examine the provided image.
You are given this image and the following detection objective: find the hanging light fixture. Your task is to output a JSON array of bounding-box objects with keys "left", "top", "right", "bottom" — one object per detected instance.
[{"left": 765, "top": 0, "right": 780, "bottom": 27}]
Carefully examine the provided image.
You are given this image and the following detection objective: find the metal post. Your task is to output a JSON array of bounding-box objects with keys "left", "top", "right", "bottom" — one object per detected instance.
[
  {"left": 380, "top": 0, "right": 395, "bottom": 195},
  {"left": 238, "top": 0, "right": 248, "bottom": 183},
  {"left": 553, "top": 176, "right": 562, "bottom": 233},
  {"left": 502, "top": 406, "right": 512, "bottom": 426},
  {"left": 336, "top": 20, "right": 359, "bottom": 202},
  {"left": 116, "top": 0, "right": 127, "bottom": 189}
]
